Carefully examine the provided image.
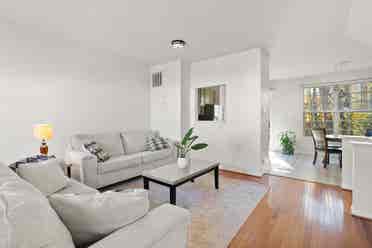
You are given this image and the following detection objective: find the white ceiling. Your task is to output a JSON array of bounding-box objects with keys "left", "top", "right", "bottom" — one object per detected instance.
[{"left": 1, "top": 0, "right": 372, "bottom": 79}]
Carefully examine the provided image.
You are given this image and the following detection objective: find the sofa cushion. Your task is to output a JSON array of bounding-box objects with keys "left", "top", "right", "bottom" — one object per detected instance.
[
  {"left": 71, "top": 134, "right": 95, "bottom": 152},
  {"left": 17, "top": 159, "right": 69, "bottom": 196},
  {"left": 121, "top": 130, "right": 158, "bottom": 154},
  {"left": 141, "top": 149, "right": 172, "bottom": 164},
  {"left": 71, "top": 132, "right": 124, "bottom": 156},
  {"left": 55, "top": 178, "right": 99, "bottom": 195},
  {"left": 49, "top": 190, "right": 149, "bottom": 247},
  {"left": 98, "top": 154, "right": 142, "bottom": 174},
  {"left": 0, "top": 163, "right": 75, "bottom": 248},
  {"left": 94, "top": 132, "right": 124, "bottom": 156}
]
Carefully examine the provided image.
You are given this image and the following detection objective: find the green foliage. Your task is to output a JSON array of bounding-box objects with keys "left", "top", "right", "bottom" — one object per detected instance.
[
  {"left": 176, "top": 128, "right": 208, "bottom": 158},
  {"left": 279, "top": 130, "right": 296, "bottom": 155}
]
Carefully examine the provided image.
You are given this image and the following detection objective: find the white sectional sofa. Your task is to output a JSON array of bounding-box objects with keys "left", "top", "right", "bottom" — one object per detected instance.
[
  {"left": 0, "top": 163, "right": 190, "bottom": 248},
  {"left": 66, "top": 130, "right": 176, "bottom": 188}
]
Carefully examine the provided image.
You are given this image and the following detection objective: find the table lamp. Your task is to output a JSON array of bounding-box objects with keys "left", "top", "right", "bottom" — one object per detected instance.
[{"left": 33, "top": 124, "right": 53, "bottom": 156}]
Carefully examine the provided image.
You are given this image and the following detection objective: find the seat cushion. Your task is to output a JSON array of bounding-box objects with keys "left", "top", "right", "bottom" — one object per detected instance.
[
  {"left": 121, "top": 130, "right": 159, "bottom": 154},
  {"left": 98, "top": 154, "right": 142, "bottom": 174},
  {"left": 141, "top": 149, "right": 172, "bottom": 164},
  {"left": 55, "top": 178, "right": 99, "bottom": 195},
  {"left": 49, "top": 190, "right": 149, "bottom": 247},
  {"left": 0, "top": 163, "right": 75, "bottom": 248}
]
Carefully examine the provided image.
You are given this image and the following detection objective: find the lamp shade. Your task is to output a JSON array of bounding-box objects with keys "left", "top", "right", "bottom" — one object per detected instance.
[{"left": 33, "top": 124, "right": 53, "bottom": 141}]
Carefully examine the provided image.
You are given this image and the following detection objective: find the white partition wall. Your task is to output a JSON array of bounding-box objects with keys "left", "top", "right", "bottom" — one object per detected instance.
[
  {"left": 351, "top": 142, "right": 372, "bottom": 220},
  {"left": 342, "top": 136, "right": 372, "bottom": 190},
  {"left": 190, "top": 48, "right": 269, "bottom": 176}
]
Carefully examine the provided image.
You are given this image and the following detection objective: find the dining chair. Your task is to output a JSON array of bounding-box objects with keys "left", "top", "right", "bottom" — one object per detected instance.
[
  {"left": 311, "top": 128, "right": 342, "bottom": 168},
  {"left": 365, "top": 129, "right": 372, "bottom": 137}
]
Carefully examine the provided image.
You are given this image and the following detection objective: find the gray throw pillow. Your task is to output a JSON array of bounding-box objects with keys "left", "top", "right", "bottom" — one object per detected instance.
[
  {"left": 83, "top": 141, "right": 110, "bottom": 162},
  {"left": 17, "top": 159, "right": 69, "bottom": 196},
  {"left": 49, "top": 190, "right": 149, "bottom": 247},
  {"left": 146, "top": 136, "right": 170, "bottom": 151}
]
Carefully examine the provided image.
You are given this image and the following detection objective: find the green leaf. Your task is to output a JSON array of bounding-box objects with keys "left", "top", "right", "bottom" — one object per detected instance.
[
  {"left": 191, "top": 143, "right": 208, "bottom": 150},
  {"left": 188, "top": 135, "right": 199, "bottom": 141},
  {"left": 181, "top": 128, "right": 194, "bottom": 145}
]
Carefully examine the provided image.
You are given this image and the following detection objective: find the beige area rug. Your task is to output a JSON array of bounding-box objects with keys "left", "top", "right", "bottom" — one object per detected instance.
[{"left": 104, "top": 174, "right": 268, "bottom": 248}]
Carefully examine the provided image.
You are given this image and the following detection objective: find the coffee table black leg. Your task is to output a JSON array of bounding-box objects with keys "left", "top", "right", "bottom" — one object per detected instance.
[
  {"left": 143, "top": 177, "right": 149, "bottom": 190},
  {"left": 214, "top": 166, "right": 219, "bottom": 189},
  {"left": 170, "top": 186, "right": 176, "bottom": 205}
]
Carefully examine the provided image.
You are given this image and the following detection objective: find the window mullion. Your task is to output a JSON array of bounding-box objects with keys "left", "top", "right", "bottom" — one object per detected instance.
[{"left": 334, "top": 85, "right": 339, "bottom": 135}]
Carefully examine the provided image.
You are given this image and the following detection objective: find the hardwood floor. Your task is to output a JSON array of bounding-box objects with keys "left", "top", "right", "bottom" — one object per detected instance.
[{"left": 221, "top": 171, "right": 372, "bottom": 248}]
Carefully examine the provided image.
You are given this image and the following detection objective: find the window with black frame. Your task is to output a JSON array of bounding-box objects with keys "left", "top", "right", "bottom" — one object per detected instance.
[{"left": 303, "top": 81, "right": 372, "bottom": 136}]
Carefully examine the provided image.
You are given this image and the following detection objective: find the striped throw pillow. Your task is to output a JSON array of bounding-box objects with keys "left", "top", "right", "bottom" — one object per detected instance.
[
  {"left": 146, "top": 137, "right": 170, "bottom": 151},
  {"left": 83, "top": 142, "right": 111, "bottom": 162}
]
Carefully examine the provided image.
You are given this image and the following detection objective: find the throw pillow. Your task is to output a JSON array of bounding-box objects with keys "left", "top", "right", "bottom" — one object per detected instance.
[
  {"left": 146, "top": 136, "right": 170, "bottom": 151},
  {"left": 17, "top": 159, "right": 69, "bottom": 196},
  {"left": 49, "top": 190, "right": 149, "bottom": 247},
  {"left": 83, "top": 141, "right": 111, "bottom": 162}
]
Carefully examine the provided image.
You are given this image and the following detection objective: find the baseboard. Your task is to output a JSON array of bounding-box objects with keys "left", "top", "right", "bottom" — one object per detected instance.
[
  {"left": 341, "top": 183, "right": 352, "bottom": 191},
  {"left": 219, "top": 165, "right": 263, "bottom": 177},
  {"left": 351, "top": 206, "right": 372, "bottom": 220}
]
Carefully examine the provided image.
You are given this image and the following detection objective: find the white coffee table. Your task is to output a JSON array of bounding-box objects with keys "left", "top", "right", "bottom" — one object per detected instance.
[{"left": 142, "top": 159, "right": 220, "bottom": 205}]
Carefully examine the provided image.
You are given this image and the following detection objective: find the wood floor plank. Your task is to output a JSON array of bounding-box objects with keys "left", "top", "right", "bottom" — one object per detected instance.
[{"left": 220, "top": 171, "right": 372, "bottom": 248}]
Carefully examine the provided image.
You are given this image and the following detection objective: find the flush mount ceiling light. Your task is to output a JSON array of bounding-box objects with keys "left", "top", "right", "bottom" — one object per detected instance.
[{"left": 171, "top": 39, "right": 187, "bottom": 48}]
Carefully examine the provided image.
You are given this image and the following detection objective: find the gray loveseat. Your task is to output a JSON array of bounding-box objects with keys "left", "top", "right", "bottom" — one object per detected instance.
[{"left": 66, "top": 130, "right": 176, "bottom": 189}]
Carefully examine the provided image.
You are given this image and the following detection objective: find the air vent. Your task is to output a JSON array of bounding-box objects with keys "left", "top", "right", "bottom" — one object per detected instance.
[{"left": 152, "top": 72, "right": 162, "bottom": 87}]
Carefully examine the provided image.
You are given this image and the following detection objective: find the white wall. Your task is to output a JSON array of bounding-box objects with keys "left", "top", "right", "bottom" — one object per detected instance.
[
  {"left": 270, "top": 67, "right": 372, "bottom": 154},
  {"left": 150, "top": 60, "right": 191, "bottom": 140},
  {"left": 0, "top": 21, "right": 149, "bottom": 164},
  {"left": 181, "top": 61, "right": 191, "bottom": 136},
  {"left": 190, "top": 49, "right": 267, "bottom": 176},
  {"left": 150, "top": 60, "right": 182, "bottom": 140}
]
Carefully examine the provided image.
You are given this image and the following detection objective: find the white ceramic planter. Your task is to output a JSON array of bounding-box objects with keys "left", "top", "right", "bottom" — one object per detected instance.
[{"left": 177, "top": 157, "right": 189, "bottom": 169}]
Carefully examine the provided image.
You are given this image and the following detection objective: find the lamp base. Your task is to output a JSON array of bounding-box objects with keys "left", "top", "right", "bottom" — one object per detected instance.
[{"left": 40, "top": 140, "right": 48, "bottom": 156}]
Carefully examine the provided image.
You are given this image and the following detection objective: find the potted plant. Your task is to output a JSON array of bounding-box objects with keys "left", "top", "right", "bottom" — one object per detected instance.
[
  {"left": 176, "top": 128, "right": 208, "bottom": 168},
  {"left": 279, "top": 130, "right": 296, "bottom": 155}
]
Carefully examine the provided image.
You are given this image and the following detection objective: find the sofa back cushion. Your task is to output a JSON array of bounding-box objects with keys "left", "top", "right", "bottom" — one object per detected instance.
[
  {"left": 94, "top": 132, "right": 124, "bottom": 156},
  {"left": 0, "top": 163, "right": 75, "bottom": 248},
  {"left": 71, "top": 132, "right": 124, "bottom": 156},
  {"left": 121, "top": 130, "right": 159, "bottom": 154},
  {"left": 71, "top": 134, "right": 94, "bottom": 152}
]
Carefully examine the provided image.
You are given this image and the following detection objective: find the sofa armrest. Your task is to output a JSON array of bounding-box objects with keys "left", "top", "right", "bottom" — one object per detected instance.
[
  {"left": 89, "top": 204, "right": 191, "bottom": 248},
  {"left": 66, "top": 150, "right": 99, "bottom": 188}
]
